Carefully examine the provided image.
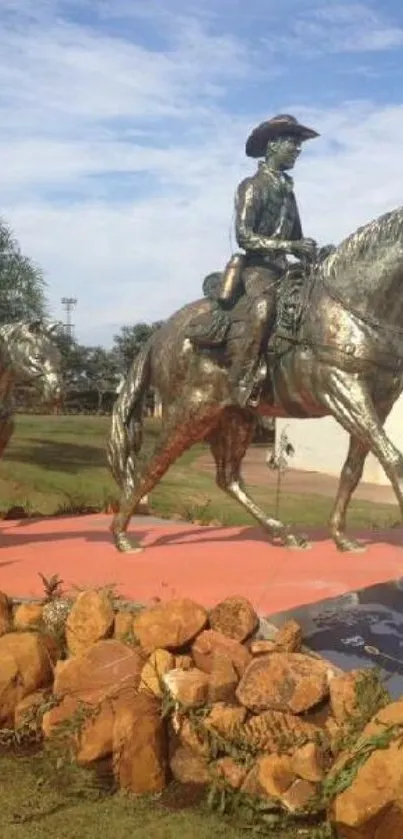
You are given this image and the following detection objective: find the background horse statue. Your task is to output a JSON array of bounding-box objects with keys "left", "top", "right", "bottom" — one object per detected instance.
[
  {"left": 107, "top": 207, "right": 403, "bottom": 554},
  {"left": 0, "top": 320, "right": 63, "bottom": 461}
]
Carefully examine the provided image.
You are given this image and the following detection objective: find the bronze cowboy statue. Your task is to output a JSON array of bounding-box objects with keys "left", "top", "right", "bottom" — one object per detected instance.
[
  {"left": 109, "top": 108, "right": 403, "bottom": 555},
  {"left": 189, "top": 113, "right": 326, "bottom": 407}
]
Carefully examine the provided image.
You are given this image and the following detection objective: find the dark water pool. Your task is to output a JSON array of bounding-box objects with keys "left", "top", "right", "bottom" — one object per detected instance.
[{"left": 267, "top": 578, "right": 403, "bottom": 700}]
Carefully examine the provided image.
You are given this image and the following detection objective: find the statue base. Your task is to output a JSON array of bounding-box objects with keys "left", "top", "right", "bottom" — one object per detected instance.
[{"left": 1, "top": 514, "right": 402, "bottom": 616}]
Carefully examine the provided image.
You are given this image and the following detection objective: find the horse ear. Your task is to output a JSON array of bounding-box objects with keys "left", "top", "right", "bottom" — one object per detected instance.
[{"left": 45, "top": 321, "right": 61, "bottom": 336}]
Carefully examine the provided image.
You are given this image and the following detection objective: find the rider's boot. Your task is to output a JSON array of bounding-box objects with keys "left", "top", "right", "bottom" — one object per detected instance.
[
  {"left": 229, "top": 355, "right": 267, "bottom": 408},
  {"left": 228, "top": 294, "right": 274, "bottom": 409}
]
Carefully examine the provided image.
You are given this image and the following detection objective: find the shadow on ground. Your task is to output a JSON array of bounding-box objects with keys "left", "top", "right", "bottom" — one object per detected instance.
[
  {"left": 3, "top": 439, "right": 108, "bottom": 472},
  {"left": 1, "top": 518, "right": 403, "bottom": 550}
]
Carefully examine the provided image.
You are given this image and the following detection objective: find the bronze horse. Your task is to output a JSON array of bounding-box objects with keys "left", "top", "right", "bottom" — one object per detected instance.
[
  {"left": 108, "top": 207, "right": 403, "bottom": 553},
  {"left": 0, "top": 320, "right": 63, "bottom": 461}
]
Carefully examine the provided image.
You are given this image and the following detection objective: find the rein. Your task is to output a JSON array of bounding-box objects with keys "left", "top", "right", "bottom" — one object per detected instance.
[{"left": 274, "top": 260, "right": 403, "bottom": 374}]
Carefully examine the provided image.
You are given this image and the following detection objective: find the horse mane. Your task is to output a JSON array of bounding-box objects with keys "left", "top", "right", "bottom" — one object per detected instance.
[
  {"left": 0, "top": 322, "right": 22, "bottom": 342},
  {"left": 322, "top": 206, "right": 403, "bottom": 281}
]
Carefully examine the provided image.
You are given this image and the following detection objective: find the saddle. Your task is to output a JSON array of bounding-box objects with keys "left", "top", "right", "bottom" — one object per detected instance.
[{"left": 187, "top": 256, "right": 314, "bottom": 350}]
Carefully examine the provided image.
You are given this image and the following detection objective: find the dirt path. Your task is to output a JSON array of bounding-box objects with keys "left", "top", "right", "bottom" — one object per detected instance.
[{"left": 196, "top": 446, "right": 397, "bottom": 506}]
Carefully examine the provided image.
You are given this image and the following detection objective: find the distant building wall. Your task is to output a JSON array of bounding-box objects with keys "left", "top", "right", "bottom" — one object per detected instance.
[{"left": 275, "top": 395, "right": 403, "bottom": 486}]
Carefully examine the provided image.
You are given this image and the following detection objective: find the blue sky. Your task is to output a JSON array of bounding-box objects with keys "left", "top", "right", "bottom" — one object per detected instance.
[{"left": 1, "top": 0, "right": 403, "bottom": 345}]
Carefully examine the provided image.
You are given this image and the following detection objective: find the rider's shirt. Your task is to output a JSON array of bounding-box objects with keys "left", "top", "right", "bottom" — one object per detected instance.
[{"left": 235, "top": 162, "right": 303, "bottom": 270}]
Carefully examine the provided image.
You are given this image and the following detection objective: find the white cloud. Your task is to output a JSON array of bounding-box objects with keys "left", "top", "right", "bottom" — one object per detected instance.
[
  {"left": 268, "top": 2, "right": 403, "bottom": 56},
  {"left": 1, "top": 1, "right": 403, "bottom": 346}
]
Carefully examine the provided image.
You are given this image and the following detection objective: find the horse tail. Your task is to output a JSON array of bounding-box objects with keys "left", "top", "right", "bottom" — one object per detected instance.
[{"left": 107, "top": 340, "right": 152, "bottom": 491}]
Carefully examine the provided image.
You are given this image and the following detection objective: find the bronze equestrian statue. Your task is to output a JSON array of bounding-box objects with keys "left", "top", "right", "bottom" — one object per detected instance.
[
  {"left": 0, "top": 320, "right": 62, "bottom": 461},
  {"left": 108, "top": 113, "right": 403, "bottom": 555}
]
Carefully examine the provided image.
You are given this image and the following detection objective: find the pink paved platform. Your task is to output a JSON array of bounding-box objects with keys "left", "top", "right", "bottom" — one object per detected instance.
[{"left": 1, "top": 514, "right": 403, "bottom": 615}]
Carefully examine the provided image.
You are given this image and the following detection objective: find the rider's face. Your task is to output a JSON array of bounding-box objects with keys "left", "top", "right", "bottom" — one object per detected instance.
[{"left": 270, "top": 137, "right": 302, "bottom": 170}]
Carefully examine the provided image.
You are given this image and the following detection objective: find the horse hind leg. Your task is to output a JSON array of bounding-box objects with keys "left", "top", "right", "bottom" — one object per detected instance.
[
  {"left": 208, "top": 409, "right": 309, "bottom": 549},
  {"left": 329, "top": 435, "right": 369, "bottom": 551},
  {"left": 110, "top": 397, "right": 222, "bottom": 553}
]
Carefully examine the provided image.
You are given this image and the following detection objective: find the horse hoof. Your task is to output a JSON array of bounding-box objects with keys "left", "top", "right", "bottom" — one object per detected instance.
[
  {"left": 113, "top": 534, "right": 143, "bottom": 554},
  {"left": 284, "top": 533, "right": 311, "bottom": 550},
  {"left": 335, "top": 537, "right": 366, "bottom": 553}
]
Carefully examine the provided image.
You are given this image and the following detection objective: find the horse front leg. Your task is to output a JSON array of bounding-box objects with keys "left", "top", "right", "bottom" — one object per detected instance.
[
  {"left": 208, "top": 409, "right": 309, "bottom": 549},
  {"left": 322, "top": 372, "right": 403, "bottom": 550}
]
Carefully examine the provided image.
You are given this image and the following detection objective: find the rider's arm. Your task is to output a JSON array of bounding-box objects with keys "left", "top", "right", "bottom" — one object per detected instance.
[{"left": 235, "top": 179, "right": 290, "bottom": 254}]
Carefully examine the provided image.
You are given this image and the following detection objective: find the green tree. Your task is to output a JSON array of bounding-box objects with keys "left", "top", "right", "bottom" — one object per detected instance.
[
  {"left": 82, "top": 346, "right": 121, "bottom": 412},
  {"left": 113, "top": 321, "right": 164, "bottom": 371},
  {"left": 54, "top": 332, "right": 121, "bottom": 411},
  {"left": 53, "top": 332, "right": 88, "bottom": 389},
  {"left": 0, "top": 218, "right": 47, "bottom": 322}
]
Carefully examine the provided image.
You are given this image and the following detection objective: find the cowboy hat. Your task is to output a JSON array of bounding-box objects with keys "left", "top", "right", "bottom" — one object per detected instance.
[{"left": 245, "top": 113, "right": 319, "bottom": 158}]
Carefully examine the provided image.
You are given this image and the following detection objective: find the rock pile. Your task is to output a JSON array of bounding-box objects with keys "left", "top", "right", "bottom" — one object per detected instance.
[{"left": 1, "top": 587, "right": 402, "bottom": 837}]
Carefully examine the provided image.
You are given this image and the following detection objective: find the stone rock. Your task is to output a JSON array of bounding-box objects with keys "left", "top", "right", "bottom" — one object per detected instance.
[
  {"left": 39, "top": 632, "right": 63, "bottom": 665},
  {"left": 114, "top": 611, "right": 134, "bottom": 641},
  {"left": 0, "top": 592, "right": 12, "bottom": 635},
  {"left": 163, "top": 668, "right": 209, "bottom": 709},
  {"left": 43, "top": 692, "right": 115, "bottom": 765},
  {"left": 329, "top": 670, "right": 369, "bottom": 724},
  {"left": 331, "top": 746, "right": 403, "bottom": 836},
  {"left": 370, "top": 802, "right": 403, "bottom": 839},
  {"left": 304, "top": 702, "right": 340, "bottom": 753},
  {"left": 249, "top": 640, "right": 277, "bottom": 656},
  {"left": 53, "top": 639, "right": 144, "bottom": 699},
  {"left": 364, "top": 699, "right": 403, "bottom": 734},
  {"left": 282, "top": 779, "right": 317, "bottom": 812},
  {"left": 170, "top": 745, "right": 210, "bottom": 786},
  {"left": 175, "top": 654, "right": 194, "bottom": 670},
  {"left": 133, "top": 598, "right": 208, "bottom": 654},
  {"left": 192, "top": 630, "right": 251, "bottom": 677},
  {"left": 330, "top": 701, "right": 403, "bottom": 838},
  {"left": 139, "top": 649, "right": 175, "bottom": 698},
  {"left": 274, "top": 620, "right": 303, "bottom": 653},
  {"left": 0, "top": 633, "right": 53, "bottom": 726},
  {"left": 53, "top": 659, "right": 69, "bottom": 682},
  {"left": 175, "top": 716, "right": 210, "bottom": 758},
  {"left": 291, "top": 742, "right": 325, "bottom": 782},
  {"left": 208, "top": 654, "right": 238, "bottom": 703},
  {"left": 241, "top": 764, "right": 267, "bottom": 799},
  {"left": 13, "top": 603, "right": 44, "bottom": 630},
  {"left": 14, "top": 689, "right": 50, "bottom": 729},
  {"left": 66, "top": 590, "right": 115, "bottom": 656},
  {"left": 236, "top": 652, "right": 329, "bottom": 714},
  {"left": 43, "top": 643, "right": 142, "bottom": 765},
  {"left": 211, "top": 757, "right": 247, "bottom": 790},
  {"left": 113, "top": 692, "right": 167, "bottom": 793},
  {"left": 209, "top": 597, "right": 258, "bottom": 642},
  {"left": 258, "top": 754, "right": 296, "bottom": 799},
  {"left": 242, "top": 710, "right": 322, "bottom": 754},
  {"left": 0, "top": 652, "right": 22, "bottom": 726},
  {"left": 205, "top": 702, "right": 247, "bottom": 740}
]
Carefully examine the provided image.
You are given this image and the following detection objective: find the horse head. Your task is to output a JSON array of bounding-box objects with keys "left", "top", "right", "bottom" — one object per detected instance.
[{"left": 1, "top": 319, "right": 64, "bottom": 405}]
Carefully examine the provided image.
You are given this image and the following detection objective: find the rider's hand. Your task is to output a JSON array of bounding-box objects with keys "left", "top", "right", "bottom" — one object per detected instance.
[{"left": 289, "top": 238, "right": 317, "bottom": 259}]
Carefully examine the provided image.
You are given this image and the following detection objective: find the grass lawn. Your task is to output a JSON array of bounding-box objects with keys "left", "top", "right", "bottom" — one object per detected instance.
[
  {"left": 0, "top": 413, "right": 398, "bottom": 531},
  {"left": 0, "top": 752, "right": 327, "bottom": 839},
  {"left": 0, "top": 752, "right": 242, "bottom": 839}
]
